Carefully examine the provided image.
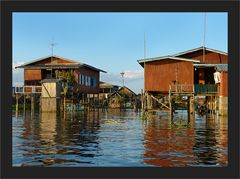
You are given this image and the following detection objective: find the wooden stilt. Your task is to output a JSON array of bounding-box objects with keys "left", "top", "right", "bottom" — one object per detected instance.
[
  {"left": 189, "top": 95, "right": 195, "bottom": 116},
  {"left": 31, "top": 94, "right": 35, "bottom": 117},
  {"left": 169, "top": 92, "right": 173, "bottom": 121},
  {"left": 23, "top": 95, "right": 26, "bottom": 113},
  {"left": 16, "top": 94, "right": 19, "bottom": 118}
]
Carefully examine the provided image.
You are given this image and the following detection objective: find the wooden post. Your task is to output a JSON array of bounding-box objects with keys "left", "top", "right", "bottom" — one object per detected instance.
[
  {"left": 187, "top": 96, "right": 190, "bottom": 120},
  {"left": 63, "top": 97, "right": 66, "bottom": 111},
  {"left": 189, "top": 95, "right": 195, "bottom": 116},
  {"left": 16, "top": 94, "right": 19, "bottom": 118},
  {"left": 169, "top": 92, "right": 173, "bottom": 121},
  {"left": 23, "top": 95, "right": 26, "bottom": 113},
  {"left": 31, "top": 94, "right": 35, "bottom": 116}
]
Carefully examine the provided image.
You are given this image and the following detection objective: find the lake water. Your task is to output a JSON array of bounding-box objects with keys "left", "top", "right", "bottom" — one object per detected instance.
[{"left": 12, "top": 109, "right": 228, "bottom": 167}]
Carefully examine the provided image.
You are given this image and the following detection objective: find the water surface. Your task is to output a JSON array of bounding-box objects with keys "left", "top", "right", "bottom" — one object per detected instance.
[{"left": 12, "top": 109, "right": 228, "bottom": 167}]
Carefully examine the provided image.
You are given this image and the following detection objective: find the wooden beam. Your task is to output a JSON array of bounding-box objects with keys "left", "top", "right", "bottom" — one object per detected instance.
[{"left": 150, "top": 94, "right": 170, "bottom": 110}]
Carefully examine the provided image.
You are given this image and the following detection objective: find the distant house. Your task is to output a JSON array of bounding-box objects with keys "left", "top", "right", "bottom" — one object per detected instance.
[
  {"left": 15, "top": 55, "right": 106, "bottom": 97},
  {"left": 99, "top": 81, "right": 120, "bottom": 99},
  {"left": 108, "top": 86, "right": 136, "bottom": 108}
]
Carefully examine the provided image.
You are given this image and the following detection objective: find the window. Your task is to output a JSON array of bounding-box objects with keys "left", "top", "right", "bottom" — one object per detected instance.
[
  {"left": 79, "top": 74, "right": 81, "bottom": 84},
  {"left": 85, "top": 76, "right": 88, "bottom": 86},
  {"left": 88, "top": 76, "right": 91, "bottom": 86},
  {"left": 93, "top": 78, "right": 97, "bottom": 87},
  {"left": 81, "top": 74, "right": 85, "bottom": 85},
  {"left": 91, "top": 78, "right": 94, "bottom": 86}
]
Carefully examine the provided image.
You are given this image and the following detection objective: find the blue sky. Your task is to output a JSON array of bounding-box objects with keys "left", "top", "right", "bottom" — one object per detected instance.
[{"left": 13, "top": 12, "right": 227, "bottom": 93}]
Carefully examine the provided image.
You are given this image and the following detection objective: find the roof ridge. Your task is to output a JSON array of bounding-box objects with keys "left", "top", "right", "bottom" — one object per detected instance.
[{"left": 173, "top": 46, "right": 227, "bottom": 57}]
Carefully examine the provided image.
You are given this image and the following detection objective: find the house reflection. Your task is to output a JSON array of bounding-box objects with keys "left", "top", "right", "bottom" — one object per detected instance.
[
  {"left": 143, "top": 114, "right": 197, "bottom": 167},
  {"left": 192, "top": 115, "right": 228, "bottom": 166},
  {"left": 216, "top": 116, "right": 228, "bottom": 166},
  {"left": 39, "top": 112, "right": 58, "bottom": 154}
]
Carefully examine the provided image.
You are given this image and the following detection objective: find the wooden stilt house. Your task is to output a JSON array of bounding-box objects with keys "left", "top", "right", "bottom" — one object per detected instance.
[
  {"left": 15, "top": 55, "right": 106, "bottom": 101},
  {"left": 138, "top": 47, "right": 228, "bottom": 114}
]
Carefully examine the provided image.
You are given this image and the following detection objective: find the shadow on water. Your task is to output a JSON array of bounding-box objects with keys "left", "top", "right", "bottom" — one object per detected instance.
[{"left": 12, "top": 109, "right": 228, "bottom": 167}]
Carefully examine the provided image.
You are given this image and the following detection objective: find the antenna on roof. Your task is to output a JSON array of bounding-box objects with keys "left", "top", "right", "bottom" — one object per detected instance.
[
  {"left": 50, "top": 39, "right": 57, "bottom": 79},
  {"left": 144, "top": 32, "right": 146, "bottom": 92},
  {"left": 120, "top": 72, "right": 125, "bottom": 87},
  {"left": 203, "top": 13, "right": 207, "bottom": 63}
]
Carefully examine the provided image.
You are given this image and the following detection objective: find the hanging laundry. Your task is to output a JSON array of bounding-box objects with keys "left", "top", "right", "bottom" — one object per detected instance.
[{"left": 214, "top": 71, "right": 221, "bottom": 84}]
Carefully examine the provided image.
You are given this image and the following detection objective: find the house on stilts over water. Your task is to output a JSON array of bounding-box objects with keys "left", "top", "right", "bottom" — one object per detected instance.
[
  {"left": 15, "top": 55, "right": 106, "bottom": 111},
  {"left": 138, "top": 47, "right": 228, "bottom": 116}
]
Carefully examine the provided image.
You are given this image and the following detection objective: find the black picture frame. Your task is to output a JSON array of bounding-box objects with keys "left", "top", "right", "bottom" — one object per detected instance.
[{"left": 1, "top": 0, "right": 239, "bottom": 179}]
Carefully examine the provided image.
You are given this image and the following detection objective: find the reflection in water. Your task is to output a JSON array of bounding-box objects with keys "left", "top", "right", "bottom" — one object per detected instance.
[
  {"left": 143, "top": 112, "right": 197, "bottom": 167},
  {"left": 12, "top": 109, "right": 228, "bottom": 167}
]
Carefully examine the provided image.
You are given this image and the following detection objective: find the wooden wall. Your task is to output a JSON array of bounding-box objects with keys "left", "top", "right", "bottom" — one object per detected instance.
[
  {"left": 219, "top": 72, "right": 228, "bottom": 96},
  {"left": 178, "top": 50, "right": 228, "bottom": 64},
  {"left": 31, "top": 57, "right": 73, "bottom": 65},
  {"left": 144, "top": 59, "right": 194, "bottom": 92},
  {"left": 77, "top": 66, "right": 100, "bottom": 94},
  {"left": 24, "top": 69, "right": 42, "bottom": 81}
]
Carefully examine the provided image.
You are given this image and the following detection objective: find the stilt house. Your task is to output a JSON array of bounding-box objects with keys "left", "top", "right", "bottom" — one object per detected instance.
[
  {"left": 108, "top": 86, "right": 136, "bottom": 108},
  {"left": 138, "top": 47, "right": 228, "bottom": 115},
  {"left": 15, "top": 55, "right": 106, "bottom": 99},
  {"left": 99, "top": 81, "right": 120, "bottom": 99}
]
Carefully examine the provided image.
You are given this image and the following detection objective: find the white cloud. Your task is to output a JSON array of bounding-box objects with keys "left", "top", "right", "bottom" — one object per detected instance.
[
  {"left": 124, "top": 70, "right": 143, "bottom": 80},
  {"left": 12, "top": 62, "right": 24, "bottom": 86},
  {"left": 101, "top": 69, "right": 143, "bottom": 84}
]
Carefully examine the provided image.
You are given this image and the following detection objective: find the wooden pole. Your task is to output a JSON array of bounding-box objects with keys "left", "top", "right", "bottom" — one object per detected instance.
[
  {"left": 169, "top": 92, "right": 173, "bottom": 121},
  {"left": 31, "top": 94, "right": 35, "bottom": 117},
  {"left": 23, "top": 95, "right": 26, "bottom": 113},
  {"left": 16, "top": 94, "right": 19, "bottom": 118}
]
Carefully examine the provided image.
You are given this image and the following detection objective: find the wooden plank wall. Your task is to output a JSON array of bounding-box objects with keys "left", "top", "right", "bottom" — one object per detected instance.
[
  {"left": 144, "top": 60, "right": 194, "bottom": 92},
  {"left": 77, "top": 66, "right": 100, "bottom": 94},
  {"left": 219, "top": 72, "right": 228, "bottom": 96},
  {"left": 24, "top": 69, "right": 42, "bottom": 81},
  {"left": 179, "top": 51, "right": 228, "bottom": 64}
]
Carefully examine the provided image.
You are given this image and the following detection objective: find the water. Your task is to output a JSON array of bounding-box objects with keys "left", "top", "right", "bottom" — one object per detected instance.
[{"left": 12, "top": 109, "right": 228, "bottom": 167}]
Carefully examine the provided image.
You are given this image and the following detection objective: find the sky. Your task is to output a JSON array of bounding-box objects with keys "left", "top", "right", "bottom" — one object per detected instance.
[{"left": 13, "top": 12, "right": 227, "bottom": 94}]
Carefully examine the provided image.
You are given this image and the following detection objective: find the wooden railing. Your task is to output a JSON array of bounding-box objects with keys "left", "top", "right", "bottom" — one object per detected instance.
[
  {"left": 194, "top": 84, "right": 218, "bottom": 94},
  {"left": 169, "top": 84, "right": 218, "bottom": 94},
  {"left": 169, "top": 84, "right": 194, "bottom": 93},
  {"left": 13, "top": 86, "right": 42, "bottom": 94}
]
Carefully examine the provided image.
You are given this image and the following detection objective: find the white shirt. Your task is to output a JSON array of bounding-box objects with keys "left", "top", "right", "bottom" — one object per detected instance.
[{"left": 214, "top": 71, "right": 221, "bottom": 84}]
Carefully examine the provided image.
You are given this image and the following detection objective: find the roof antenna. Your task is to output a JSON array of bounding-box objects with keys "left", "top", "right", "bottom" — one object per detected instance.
[
  {"left": 50, "top": 39, "right": 57, "bottom": 79},
  {"left": 144, "top": 32, "right": 146, "bottom": 92},
  {"left": 120, "top": 72, "right": 125, "bottom": 87},
  {"left": 203, "top": 13, "right": 207, "bottom": 63}
]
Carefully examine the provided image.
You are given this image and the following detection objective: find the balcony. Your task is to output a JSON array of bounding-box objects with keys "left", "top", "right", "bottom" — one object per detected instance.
[
  {"left": 194, "top": 84, "right": 218, "bottom": 94},
  {"left": 169, "top": 84, "right": 218, "bottom": 95}
]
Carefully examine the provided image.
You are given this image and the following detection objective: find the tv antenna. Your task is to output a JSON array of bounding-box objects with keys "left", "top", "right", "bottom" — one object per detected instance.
[
  {"left": 50, "top": 40, "right": 57, "bottom": 79},
  {"left": 143, "top": 32, "right": 146, "bottom": 92},
  {"left": 120, "top": 72, "right": 125, "bottom": 87},
  {"left": 203, "top": 13, "right": 207, "bottom": 63}
]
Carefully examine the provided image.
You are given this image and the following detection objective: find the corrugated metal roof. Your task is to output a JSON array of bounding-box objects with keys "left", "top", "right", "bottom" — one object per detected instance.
[
  {"left": 173, "top": 46, "right": 228, "bottom": 57},
  {"left": 15, "top": 55, "right": 107, "bottom": 73},
  {"left": 193, "top": 64, "right": 228, "bottom": 72},
  {"left": 215, "top": 64, "right": 228, "bottom": 72},
  {"left": 138, "top": 56, "right": 200, "bottom": 67},
  {"left": 19, "top": 55, "right": 80, "bottom": 66}
]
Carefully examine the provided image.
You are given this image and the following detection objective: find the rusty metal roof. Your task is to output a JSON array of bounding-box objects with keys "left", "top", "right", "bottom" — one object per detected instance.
[
  {"left": 138, "top": 56, "right": 200, "bottom": 67},
  {"left": 193, "top": 64, "right": 228, "bottom": 72},
  {"left": 15, "top": 55, "right": 107, "bottom": 73},
  {"left": 173, "top": 46, "right": 227, "bottom": 57}
]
